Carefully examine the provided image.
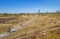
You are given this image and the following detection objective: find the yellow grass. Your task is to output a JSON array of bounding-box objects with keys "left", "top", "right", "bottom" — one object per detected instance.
[{"left": 0, "top": 13, "right": 60, "bottom": 39}]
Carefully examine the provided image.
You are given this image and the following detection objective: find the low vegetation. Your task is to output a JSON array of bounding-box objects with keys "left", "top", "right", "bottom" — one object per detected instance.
[{"left": 0, "top": 13, "right": 60, "bottom": 39}]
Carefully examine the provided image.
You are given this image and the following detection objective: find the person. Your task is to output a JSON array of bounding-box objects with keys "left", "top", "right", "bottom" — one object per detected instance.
[
  {"left": 8, "top": 27, "right": 11, "bottom": 33},
  {"left": 20, "top": 24, "right": 23, "bottom": 26}
]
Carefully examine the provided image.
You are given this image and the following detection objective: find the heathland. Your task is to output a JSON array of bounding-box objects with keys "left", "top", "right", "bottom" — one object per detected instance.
[{"left": 0, "top": 13, "right": 60, "bottom": 39}]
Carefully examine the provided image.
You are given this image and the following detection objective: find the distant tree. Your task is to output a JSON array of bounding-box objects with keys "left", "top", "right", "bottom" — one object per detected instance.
[
  {"left": 4, "top": 13, "right": 7, "bottom": 15},
  {"left": 38, "top": 9, "right": 40, "bottom": 13},
  {"left": 46, "top": 10, "right": 49, "bottom": 13},
  {"left": 56, "top": 10, "right": 60, "bottom": 13}
]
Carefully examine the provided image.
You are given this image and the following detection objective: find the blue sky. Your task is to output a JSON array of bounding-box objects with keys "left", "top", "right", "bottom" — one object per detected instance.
[{"left": 0, "top": 0, "right": 60, "bottom": 13}]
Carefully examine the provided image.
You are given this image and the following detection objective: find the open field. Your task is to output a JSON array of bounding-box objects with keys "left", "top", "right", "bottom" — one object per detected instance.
[
  {"left": 0, "top": 13, "right": 60, "bottom": 39},
  {"left": 0, "top": 14, "right": 36, "bottom": 34}
]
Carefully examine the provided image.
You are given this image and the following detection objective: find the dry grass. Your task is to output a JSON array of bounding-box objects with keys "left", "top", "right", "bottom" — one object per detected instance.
[
  {"left": 0, "top": 14, "right": 60, "bottom": 39},
  {"left": 0, "top": 14, "right": 36, "bottom": 34}
]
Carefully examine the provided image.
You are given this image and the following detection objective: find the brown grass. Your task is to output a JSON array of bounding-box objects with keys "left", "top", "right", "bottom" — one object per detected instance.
[{"left": 0, "top": 14, "right": 60, "bottom": 39}]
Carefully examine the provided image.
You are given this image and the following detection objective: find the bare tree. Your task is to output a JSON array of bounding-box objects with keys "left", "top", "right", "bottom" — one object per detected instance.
[
  {"left": 56, "top": 10, "right": 60, "bottom": 13},
  {"left": 46, "top": 10, "right": 49, "bottom": 13},
  {"left": 38, "top": 9, "right": 40, "bottom": 13}
]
